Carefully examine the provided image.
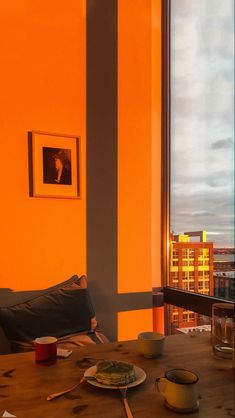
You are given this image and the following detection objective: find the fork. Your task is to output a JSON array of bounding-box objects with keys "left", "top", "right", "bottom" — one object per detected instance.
[
  {"left": 119, "top": 386, "right": 134, "bottom": 418},
  {"left": 47, "top": 376, "right": 95, "bottom": 401}
]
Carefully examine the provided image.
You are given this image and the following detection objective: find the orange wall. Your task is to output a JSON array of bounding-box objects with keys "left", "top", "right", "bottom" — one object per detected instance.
[
  {"left": 152, "top": 0, "right": 162, "bottom": 288},
  {"left": 0, "top": 1, "right": 86, "bottom": 290},
  {"left": 0, "top": 0, "right": 162, "bottom": 302},
  {"left": 118, "top": 0, "right": 152, "bottom": 294},
  {"left": 118, "top": 309, "right": 153, "bottom": 341},
  {"left": 118, "top": 0, "right": 162, "bottom": 292},
  {"left": 118, "top": 0, "right": 162, "bottom": 338}
]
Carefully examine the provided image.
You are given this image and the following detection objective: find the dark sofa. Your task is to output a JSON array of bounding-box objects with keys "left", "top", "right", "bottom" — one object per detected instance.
[{"left": 0, "top": 275, "right": 108, "bottom": 354}]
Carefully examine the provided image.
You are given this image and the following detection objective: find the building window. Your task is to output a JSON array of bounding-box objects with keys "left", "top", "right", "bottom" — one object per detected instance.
[
  {"left": 173, "top": 314, "right": 178, "bottom": 323},
  {"left": 204, "top": 281, "right": 210, "bottom": 290},
  {"left": 189, "top": 249, "right": 194, "bottom": 258},
  {"left": 182, "top": 282, "right": 188, "bottom": 290},
  {"left": 173, "top": 250, "right": 178, "bottom": 258},
  {"left": 189, "top": 313, "right": 195, "bottom": 321},
  {"left": 182, "top": 314, "right": 188, "bottom": 322},
  {"left": 198, "top": 281, "right": 203, "bottom": 290},
  {"left": 189, "top": 282, "right": 194, "bottom": 291},
  {"left": 171, "top": 272, "right": 178, "bottom": 279},
  {"left": 182, "top": 249, "right": 188, "bottom": 258},
  {"left": 203, "top": 249, "right": 209, "bottom": 258}
]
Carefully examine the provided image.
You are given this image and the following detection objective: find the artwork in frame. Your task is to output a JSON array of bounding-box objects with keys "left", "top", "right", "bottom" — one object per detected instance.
[{"left": 28, "top": 131, "right": 80, "bottom": 199}]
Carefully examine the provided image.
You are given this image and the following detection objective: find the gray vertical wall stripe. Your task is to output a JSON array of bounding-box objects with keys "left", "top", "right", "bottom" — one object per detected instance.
[
  {"left": 86, "top": 0, "right": 153, "bottom": 341},
  {"left": 86, "top": 0, "right": 118, "bottom": 341}
]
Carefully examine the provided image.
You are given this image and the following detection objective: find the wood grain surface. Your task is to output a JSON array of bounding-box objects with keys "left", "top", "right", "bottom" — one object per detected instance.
[{"left": 0, "top": 333, "right": 234, "bottom": 418}]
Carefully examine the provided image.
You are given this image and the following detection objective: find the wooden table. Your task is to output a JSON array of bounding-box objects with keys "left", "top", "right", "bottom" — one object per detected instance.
[{"left": 0, "top": 333, "right": 234, "bottom": 418}]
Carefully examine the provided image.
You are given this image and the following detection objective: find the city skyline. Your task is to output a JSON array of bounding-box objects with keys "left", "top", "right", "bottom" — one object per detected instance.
[{"left": 171, "top": 0, "right": 234, "bottom": 248}]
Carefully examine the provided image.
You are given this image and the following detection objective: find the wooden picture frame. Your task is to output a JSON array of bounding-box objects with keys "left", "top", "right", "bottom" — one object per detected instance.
[{"left": 28, "top": 131, "right": 80, "bottom": 199}]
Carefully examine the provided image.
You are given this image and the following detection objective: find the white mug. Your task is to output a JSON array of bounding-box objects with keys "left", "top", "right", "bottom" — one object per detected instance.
[
  {"left": 156, "top": 369, "right": 199, "bottom": 411},
  {"left": 138, "top": 332, "right": 165, "bottom": 358}
]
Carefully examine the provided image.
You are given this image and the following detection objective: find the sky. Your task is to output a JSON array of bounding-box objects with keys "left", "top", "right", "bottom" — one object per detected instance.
[{"left": 171, "top": 0, "right": 234, "bottom": 248}]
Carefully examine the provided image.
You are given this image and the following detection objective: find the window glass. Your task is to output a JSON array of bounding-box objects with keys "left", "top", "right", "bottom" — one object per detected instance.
[
  {"left": 166, "top": 304, "right": 211, "bottom": 335},
  {"left": 170, "top": 0, "right": 234, "bottom": 302}
]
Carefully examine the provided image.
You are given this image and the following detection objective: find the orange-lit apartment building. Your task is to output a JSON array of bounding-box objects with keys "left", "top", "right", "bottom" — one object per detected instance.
[{"left": 169, "top": 231, "right": 214, "bottom": 334}]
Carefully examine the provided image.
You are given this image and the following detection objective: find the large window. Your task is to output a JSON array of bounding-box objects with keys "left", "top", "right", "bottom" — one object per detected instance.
[{"left": 162, "top": 0, "right": 234, "bottom": 334}]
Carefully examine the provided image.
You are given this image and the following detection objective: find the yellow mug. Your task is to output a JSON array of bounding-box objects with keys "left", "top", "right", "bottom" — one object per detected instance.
[{"left": 155, "top": 369, "right": 199, "bottom": 412}]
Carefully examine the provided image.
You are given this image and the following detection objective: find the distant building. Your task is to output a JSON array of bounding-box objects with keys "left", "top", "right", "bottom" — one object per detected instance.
[
  {"left": 168, "top": 230, "right": 214, "bottom": 334},
  {"left": 214, "top": 260, "right": 235, "bottom": 272},
  {"left": 176, "top": 324, "right": 211, "bottom": 334},
  {"left": 213, "top": 251, "right": 235, "bottom": 301},
  {"left": 214, "top": 272, "right": 235, "bottom": 301}
]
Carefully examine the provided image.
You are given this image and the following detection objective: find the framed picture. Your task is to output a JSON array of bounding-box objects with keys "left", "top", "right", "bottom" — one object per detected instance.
[{"left": 28, "top": 131, "right": 80, "bottom": 199}]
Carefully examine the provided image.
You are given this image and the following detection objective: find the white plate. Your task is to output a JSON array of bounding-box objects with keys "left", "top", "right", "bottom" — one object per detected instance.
[{"left": 84, "top": 364, "right": 146, "bottom": 390}]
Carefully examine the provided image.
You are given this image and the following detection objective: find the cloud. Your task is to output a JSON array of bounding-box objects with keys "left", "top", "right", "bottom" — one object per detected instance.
[
  {"left": 172, "top": 168, "right": 234, "bottom": 191},
  {"left": 207, "top": 177, "right": 231, "bottom": 188},
  {"left": 211, "top": 138, "right": 233, "bottom": 149},
  {"left": 171, "top": 185, "right": 234, "bottom": 246},
  {"left": 170, "top": 0, "right": 234, "bottom": 247},
  {"left": 190, "top": 211, "right": 215, "bottom": 217},
  {"left": 176, "top": 211, "right": 214, "bottom": 217}
]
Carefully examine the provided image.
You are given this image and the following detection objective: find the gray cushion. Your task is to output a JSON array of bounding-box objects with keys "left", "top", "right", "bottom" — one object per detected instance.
[
  {"left": 0, "top": 275, "right": 95, "bottom": 343},
  {"left": 0, "top": 274, "right": 82, "bottom": 308}
]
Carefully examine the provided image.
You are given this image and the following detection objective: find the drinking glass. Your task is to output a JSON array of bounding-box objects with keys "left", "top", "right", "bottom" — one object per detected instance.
[{"left": 212, "top": 303, "right": 235, "bottom": 360}]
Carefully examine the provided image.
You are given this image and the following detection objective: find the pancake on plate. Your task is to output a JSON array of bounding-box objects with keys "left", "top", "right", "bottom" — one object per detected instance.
[{"left": 95, "top": 360, "right": 136, "bottom": 386}]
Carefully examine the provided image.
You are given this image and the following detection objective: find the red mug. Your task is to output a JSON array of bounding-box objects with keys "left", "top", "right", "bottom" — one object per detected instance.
[{"left": 34, "top": 336, "right": 57, "bottom": 366}]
